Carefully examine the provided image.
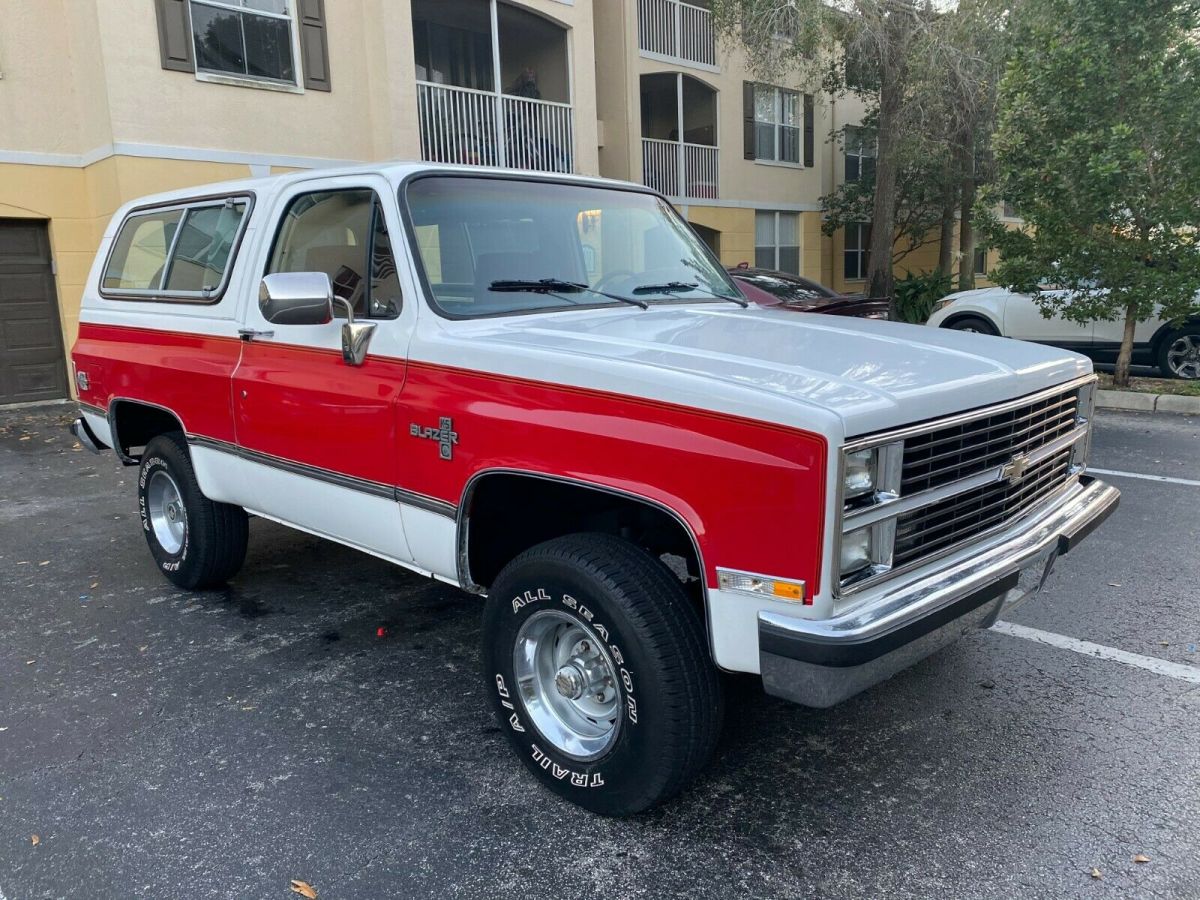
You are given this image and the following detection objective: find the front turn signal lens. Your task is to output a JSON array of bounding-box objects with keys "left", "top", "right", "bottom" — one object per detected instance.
[{"left": 717, "top": 569, "right": 809, "bottom": 605}]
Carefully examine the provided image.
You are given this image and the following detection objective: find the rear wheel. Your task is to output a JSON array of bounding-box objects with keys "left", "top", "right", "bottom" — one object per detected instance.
[
  {"left": 138, "top": 433, "right": 248, "bottom": 590},
  {"left": 1157, "top": 326, "right": 1200, "bottom": 379},
  {"left": 945, "top": 315, "right": 999, "bottom": 335},
  {"left": 482, "top": 533, "right": 722, "bottom": 816}
]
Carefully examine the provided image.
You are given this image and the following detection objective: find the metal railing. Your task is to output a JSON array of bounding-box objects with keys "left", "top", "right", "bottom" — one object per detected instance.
[
  {"left": 417, "top": 81, "right": 575, "bottom": 173},
  {"left": 637, "top": 0, "right": 716, "bottom": 67},
  {"left": 642, "top": 137, "right": 719, "bottom": 199}
]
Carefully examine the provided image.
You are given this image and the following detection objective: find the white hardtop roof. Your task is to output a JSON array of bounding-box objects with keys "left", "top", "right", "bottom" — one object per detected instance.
[{"left": 118, "top": 161, "right": 649, "bottom": 212}]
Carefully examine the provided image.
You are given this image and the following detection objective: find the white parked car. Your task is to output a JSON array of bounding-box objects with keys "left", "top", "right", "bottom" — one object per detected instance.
[{"left": 927, "top": 286, "right": 1200, "bottom": 379}]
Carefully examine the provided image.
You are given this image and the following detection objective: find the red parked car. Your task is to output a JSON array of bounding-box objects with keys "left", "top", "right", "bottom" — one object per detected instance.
[{"left": 727, "top": 266, "right": 890, "bottom": 319}]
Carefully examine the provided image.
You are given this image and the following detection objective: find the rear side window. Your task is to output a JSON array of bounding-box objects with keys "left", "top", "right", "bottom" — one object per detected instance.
[{"left": 102, "top": 196, "right": 251, "bottom": 301}]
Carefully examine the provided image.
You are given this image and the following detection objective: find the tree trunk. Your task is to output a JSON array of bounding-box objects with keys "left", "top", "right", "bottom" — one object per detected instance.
[
  {"left": 937, "top": 189, "right": 956, "bottom": 277},
  {"left": 869, "top": 74, "right": 903, "bottom": 315},
  {"left": 957, "top": 134, "right": 977, "bottom": 292},
  {"left": 1113, "top": 299, "right": 1139, "bottom": 388}
]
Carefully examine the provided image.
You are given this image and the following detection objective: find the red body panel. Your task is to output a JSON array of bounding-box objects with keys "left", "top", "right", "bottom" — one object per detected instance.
[
  {"left": 72, "top": 325, "right": 827, "bottom": 591},
  {"left": 399, "top": 361, "right": 828, "bottom": 590},
  {"left": 233, "top": 341, "right": 407, "bottom": 488},
  {"left": 73, "top": 324, "right": 241, "bottom": 442}
]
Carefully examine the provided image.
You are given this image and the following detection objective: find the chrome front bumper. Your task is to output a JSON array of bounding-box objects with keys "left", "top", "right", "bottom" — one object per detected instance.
[{"left": 759, "top": 475, "right": 1120, "bottom": 708}]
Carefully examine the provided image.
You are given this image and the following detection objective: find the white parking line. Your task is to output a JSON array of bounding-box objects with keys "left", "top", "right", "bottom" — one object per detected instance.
[
  {"left": 991, "top": 621, "right": 1200, "bottom": 685},
  {"left": 1089, "top": 467, "right": 1200, "bottom": 487}
]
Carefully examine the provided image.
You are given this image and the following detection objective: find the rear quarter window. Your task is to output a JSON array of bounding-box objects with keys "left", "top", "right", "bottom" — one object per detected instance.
[{"left": 101, "top": 196, "right": 252, "bottom": 302}]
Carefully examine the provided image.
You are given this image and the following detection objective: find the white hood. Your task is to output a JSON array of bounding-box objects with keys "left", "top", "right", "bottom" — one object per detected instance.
[{"left": 426, "top": 304, "right": 1092, "bottom": 438}]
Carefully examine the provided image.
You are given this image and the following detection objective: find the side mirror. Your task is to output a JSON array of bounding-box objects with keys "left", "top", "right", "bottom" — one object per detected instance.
[{"left": 259, "top": 272, "right": 334, "bottom": 325}]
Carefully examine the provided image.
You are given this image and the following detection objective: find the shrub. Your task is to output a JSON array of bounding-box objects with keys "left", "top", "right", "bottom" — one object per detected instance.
[{"left": 893, "top": 270, "right": 953, "bottom": 323}]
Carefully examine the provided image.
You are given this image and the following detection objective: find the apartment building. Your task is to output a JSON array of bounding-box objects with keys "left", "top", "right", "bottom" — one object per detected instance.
[{"left": 0, "top": 0, "right": 978, "bottom": 406}]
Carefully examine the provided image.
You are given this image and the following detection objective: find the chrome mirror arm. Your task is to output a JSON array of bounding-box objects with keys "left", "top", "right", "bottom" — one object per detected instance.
[{"left": 333, "top": 296, "right": 377, "bottom": 366}]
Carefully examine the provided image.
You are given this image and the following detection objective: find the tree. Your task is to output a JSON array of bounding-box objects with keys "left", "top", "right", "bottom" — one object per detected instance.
[
  {"left": 985, "top": 0, "right": 1200, "bottom": 386},
  {"left": 714, "top": 0, "right": 1012, "bottom": 308},
  {"left": 712, "top": 0, "right": 953, "bottom": 310}
]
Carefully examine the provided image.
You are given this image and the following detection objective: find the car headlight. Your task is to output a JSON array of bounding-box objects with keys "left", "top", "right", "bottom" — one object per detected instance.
[
  {"left": 840, "top": 526, "right": 873, "bottom": 577},
  {"left": 932, "top": 297, "right": 957, "bottom": 313},
  {"left": 839, "top": 442, "right": 903, "bottom": 587},
  {"left": 843, "top": 448, "right": 878, "bottom": 500}
]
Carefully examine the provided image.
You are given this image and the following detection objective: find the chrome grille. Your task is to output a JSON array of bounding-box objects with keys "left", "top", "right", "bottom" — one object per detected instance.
[
  {"left": 892, "top": 448, "right": 1073, "bottom": 568},
  {"left": 900, "top": 387, "right": 1080, "bottom": 495}
]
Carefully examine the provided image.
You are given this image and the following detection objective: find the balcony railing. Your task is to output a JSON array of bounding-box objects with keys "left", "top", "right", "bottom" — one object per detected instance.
[
  {"left": 417, "top": 81, "right": 575, "bottom": 173},
  {"left": 642, "top": 137, "right": 719, "bottom": 200},
  {"left": 637, "top": 0, "right": 717, "bottom": 68}
]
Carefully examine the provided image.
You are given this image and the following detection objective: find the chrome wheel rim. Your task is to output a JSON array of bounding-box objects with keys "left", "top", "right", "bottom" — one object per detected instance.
[
  {"left": 513, "top": 610, "right": 621, "bottom": 761},
  {"left": 147, "top": 470, "right": 186, "bottom": 555},
  {"left": 1166, "top": 335, "right": 1200, "bottom": 379}
]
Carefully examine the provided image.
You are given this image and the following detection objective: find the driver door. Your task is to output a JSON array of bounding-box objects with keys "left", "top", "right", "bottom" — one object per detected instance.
[{"left": 231, "top": 175, "right": 413, "bottom": 561}]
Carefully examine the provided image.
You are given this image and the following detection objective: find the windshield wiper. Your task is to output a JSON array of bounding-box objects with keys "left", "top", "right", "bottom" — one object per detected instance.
[
  {"left": 630, "top": 281, "right": 749, "bottom": 307},
  {"left": 488, "top": 279, "right": 648, "bottom": 310}
]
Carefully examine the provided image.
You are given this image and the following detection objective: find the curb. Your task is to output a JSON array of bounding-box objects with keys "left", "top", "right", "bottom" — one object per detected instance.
[{"left": 1096, "top": 389, "right": 1200, "bottom": 415}]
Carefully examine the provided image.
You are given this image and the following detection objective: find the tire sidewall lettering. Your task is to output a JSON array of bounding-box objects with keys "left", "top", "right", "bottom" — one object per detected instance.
[
  {"left": 492, "top": 583, "right": 648, "bottom": 791},
  {"left": 138, "top": 455, "right": 189, "bottom": 569}
]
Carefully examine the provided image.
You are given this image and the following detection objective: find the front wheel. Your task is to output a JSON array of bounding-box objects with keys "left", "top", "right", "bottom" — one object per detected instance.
[
  {"left": 482, "top": 534, "right": 723, "bottom": 816},
  {"left": 945, "top": 315, "right": 999, "bottom": 335},
  {"left": 1158, "top": 326, "right": 1200, "bottom": 379},
  {"left": 138, "top": 433, "right": 248, "bottom": 590}
]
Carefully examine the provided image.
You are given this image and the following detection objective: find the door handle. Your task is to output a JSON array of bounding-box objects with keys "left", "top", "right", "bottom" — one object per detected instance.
[{"left": 238, "top": 328, "right": 275, "bottom": 341}]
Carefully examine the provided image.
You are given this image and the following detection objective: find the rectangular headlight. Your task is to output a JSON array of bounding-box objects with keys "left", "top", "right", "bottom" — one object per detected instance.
[
  {"left": 843, "top": 448, "right": 878, "bottom": 500},
  {"left": 840, "top": 526, "right": 873, "bottom": 577}
]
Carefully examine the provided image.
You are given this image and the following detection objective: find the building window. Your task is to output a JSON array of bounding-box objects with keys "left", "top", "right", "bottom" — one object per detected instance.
[
  {"left": 190, "top": 0, "right": 297, "bottom": 86},
  {"left": 845, "top": 127, "right": 876, "bottom": 182},
  {"left": 1003, "top": 200, "right": 1017, "bottom": 219},
  {"left": 843, "top": 223, "right": 870, "bottom": 280},
  {"left": 973, "top": 246, "right": 988, "bottom": 276},
  {"left": 755, "top": 211, "right": 800, "bottom": 274},
  {"left": 753, "top": 85, "right": 801, "bottom": 164}
]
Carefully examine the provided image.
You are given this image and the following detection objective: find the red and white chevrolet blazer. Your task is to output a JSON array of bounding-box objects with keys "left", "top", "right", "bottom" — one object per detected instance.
[{"left": 70, "top": 164, "right": 1119, "bottom": 814}]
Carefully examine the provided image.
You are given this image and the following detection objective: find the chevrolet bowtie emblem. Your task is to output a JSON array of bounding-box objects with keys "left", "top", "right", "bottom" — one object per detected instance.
[
  {"left": 1001, "top": 453, "right": 1032, "bottom": 483},
  {"left": 410, "top": 417, "right": 458, "bottom": 460}
]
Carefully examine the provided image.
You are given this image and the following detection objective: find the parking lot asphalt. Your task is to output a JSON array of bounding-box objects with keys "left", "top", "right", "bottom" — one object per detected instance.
[{"left": 0, "top": 404, "right": 1197, "bottom": 900}]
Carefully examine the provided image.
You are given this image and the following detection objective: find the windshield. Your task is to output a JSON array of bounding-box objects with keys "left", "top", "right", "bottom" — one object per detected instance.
[{"left": 403, "top": 175, "right": 742, "bottom": 318}]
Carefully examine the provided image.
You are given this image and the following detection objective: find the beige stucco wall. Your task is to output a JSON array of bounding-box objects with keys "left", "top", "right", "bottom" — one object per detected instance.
[{"left": 0, "top": 0, "right": 600, "bottom": 386}]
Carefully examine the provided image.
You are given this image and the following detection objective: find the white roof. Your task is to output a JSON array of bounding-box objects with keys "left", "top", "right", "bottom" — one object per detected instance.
[{"left": 115, "top": 161, "right": 647, "bottom": 213}]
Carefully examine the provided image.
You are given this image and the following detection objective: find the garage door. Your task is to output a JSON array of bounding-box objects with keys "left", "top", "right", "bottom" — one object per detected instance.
[{"left": 0, "top": 220, "right": 68, "bottom": 404}]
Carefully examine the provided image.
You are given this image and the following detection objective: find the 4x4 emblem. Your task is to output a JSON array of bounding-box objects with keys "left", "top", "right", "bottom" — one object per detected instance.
[
  {"left": 410, "top": 416, "right": 458, "bottom": 460},
  {"left": 1001, "top": 453, "right": 1032, "bottom": 483}
]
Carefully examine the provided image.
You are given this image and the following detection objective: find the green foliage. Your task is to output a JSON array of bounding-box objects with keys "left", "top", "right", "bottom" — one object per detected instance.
[
  {"left": 893, "top": 270, "right": 954, "bottom": 323},
  {"left": 984, "top": 0, "right": 1200, "bottom": 351}
]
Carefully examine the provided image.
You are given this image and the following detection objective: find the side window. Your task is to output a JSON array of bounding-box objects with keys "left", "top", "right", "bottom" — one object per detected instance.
[
  {"left": 163, "top": 202, "right": 247, "bottom": 292},
  {"left": 102, "top": 198, "right": 249, "bottom": 299},
  {"left": 266, "top": 189, "right": 401, "bottom": 319},
  {"left": 103, "top": 210, "right": 184, "bottom": 290}
]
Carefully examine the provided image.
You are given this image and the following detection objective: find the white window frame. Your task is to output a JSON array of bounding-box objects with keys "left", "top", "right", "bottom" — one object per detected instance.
[
  {"left": 754, "top": 85, "right": 803, "bottom": 168},
  {"left": 844, "top": 126, "right": 876, "bottom": 183},
  {"left": 754, "top": 210, "right": 801, "bottom": 274},
  {"left": 189, "top": 0, "right": 305, "bottom": 94},
  {"left": 843, "top": 222, "right": 870, "bottom": 281}
]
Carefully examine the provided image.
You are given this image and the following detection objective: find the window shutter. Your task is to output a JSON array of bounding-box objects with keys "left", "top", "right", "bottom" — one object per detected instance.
[
  {"left": 297, "top": 0, "right": 332, "bottom": 92},
  {"left": 743, "top": 82, "right": 756, "bottom": 160},
  {"left": 803, "top": 94, "right": 814, "bottom": 168},
  {"left": 154, "top": 0, "right": 195, "bottom": 73}
]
